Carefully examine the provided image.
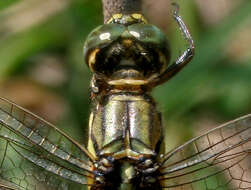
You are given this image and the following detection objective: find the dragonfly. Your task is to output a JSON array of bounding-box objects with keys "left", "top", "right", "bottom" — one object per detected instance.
[{"left": 0, "top": 2, "right": 251, "bottom": 190}]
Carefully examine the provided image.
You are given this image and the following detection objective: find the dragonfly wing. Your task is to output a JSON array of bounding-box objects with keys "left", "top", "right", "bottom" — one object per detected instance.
[
  {"left": 0, "top": 97, "right": 96, "bottom": 189},
  {"left": 158, "top": 114, "right": 251, "bottom": 190},
  {"left": 0, "top": 134, "right": 93, "bottom": 190},
  {"left": 0, "top": 178, "right": 20, "bottom": 190}
]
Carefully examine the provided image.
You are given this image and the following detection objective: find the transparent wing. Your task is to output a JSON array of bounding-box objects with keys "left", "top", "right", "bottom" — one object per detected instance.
[
  {"left": 158, "top": 114, "right": 251, "bottom": 190},
  {"left": 0, "top": 178, "right": 20, "bottom": 190},
  {"left": 0, "top": 97, "right": 96, "bottom": 189}
]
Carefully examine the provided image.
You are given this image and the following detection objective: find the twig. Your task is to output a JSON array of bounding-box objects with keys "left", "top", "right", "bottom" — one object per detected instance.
[{"left": 102, "top": 0, "right": 142, "bottom": 23}]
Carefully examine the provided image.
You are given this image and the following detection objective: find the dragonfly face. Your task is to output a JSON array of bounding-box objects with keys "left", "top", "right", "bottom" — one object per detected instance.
[
  {"left": 83, "top": 14, "right": 170, "bottom": 87},
  {"left": 0, "top": 4, "right": 251, "bottom": 190}
]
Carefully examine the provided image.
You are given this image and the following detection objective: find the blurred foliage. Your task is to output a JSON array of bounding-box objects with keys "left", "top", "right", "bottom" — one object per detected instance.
[
  {"left": 0, "top": 0, "right": 251, "bottom": 149},
  {"left": 0, "top": 0, "right": 18, "bottom": 10}
]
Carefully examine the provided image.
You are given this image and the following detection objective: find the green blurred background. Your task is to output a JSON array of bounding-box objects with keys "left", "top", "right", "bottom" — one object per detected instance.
[{"left": 0, "top": 0, "right": 251, "bottom": 152}]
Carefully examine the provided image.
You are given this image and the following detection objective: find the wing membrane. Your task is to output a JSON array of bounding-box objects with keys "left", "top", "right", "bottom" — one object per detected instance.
[
  {"left": 159, "top": 114, "right": 251, "bottom": 190},
  {"left": 0, "top": 97, "right": 96, "bottom": 189},
  {"left": 0, "top": 97, "right": 95, "bottom": 169},
  {"left": 1, "top": 135, "right": 93, "bottom": 190},
  {"left": 0, "top": 178, "right": 20, "bottom": 190}
]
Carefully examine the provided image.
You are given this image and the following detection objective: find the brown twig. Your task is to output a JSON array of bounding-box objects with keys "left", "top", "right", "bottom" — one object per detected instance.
[{"left": 102, "top": 0, "right": 142, "bottom": 23}]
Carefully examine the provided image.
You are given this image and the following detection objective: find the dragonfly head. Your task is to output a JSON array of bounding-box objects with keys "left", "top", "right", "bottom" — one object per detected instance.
[{"left": 83, "top": 14, "right": 171, "bottom": 88}]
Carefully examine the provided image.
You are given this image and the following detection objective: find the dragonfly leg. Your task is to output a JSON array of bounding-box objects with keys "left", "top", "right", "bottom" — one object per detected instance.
[
  {"left": 95, "top": 156, "right": 115, "bottom": 174},
  {"left": 134, "top": 158, "right": 161, "bottom": 188},
  {"left": 148, "top": 3, "right": 195, "bottom": 87}
]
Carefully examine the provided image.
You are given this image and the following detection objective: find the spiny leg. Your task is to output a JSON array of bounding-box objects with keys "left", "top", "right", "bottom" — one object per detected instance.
[{"left": 149, "top": 3, "right": 195, "bottom": 87}]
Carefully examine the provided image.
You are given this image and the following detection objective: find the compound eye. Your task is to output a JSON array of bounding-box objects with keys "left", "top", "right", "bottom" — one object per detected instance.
[
  {"left": 84, "top": 24, "right": 125, "bottom": 51},
  {"left": 128, "top": 24, "right": 167, "bottom": 44},
  {"left": 83, "top": 24, "right": 126, "bottom": 69},
  {"left": 99, "top": 32, "right": 111, "bottom": 41},
  {"left": 128, "top": 23, "right": 171, "bottom": 70},
  {"left": 129, "top": 30, "right": 140, "bottom": 38}
]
